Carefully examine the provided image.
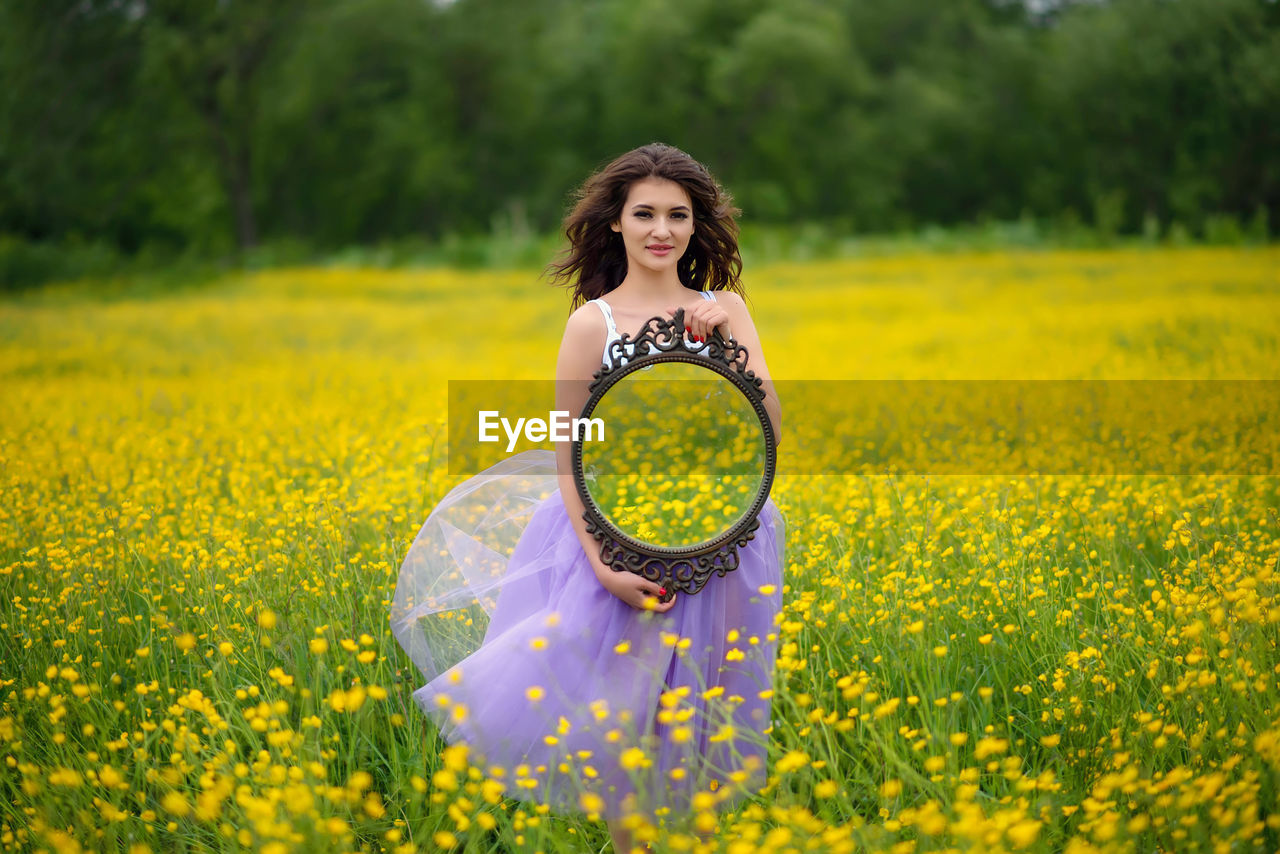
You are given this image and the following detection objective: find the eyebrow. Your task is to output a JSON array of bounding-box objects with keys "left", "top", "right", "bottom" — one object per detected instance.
[{"left": 631, "top": 203, "right": 691, "bottom": 212}]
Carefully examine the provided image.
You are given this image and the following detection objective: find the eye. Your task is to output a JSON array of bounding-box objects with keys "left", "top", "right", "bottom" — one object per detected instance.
[
  {"left": 634, "top": 211, "right": 652, "bottom": 219},
  {"left": 671, "top": 212, "right": 688, "bottom": 220}
]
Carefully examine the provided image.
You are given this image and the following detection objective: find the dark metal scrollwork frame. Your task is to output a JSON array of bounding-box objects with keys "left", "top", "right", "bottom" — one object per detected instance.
[{"left": 571, "top": 307, "right": 777, "bottom": 602}]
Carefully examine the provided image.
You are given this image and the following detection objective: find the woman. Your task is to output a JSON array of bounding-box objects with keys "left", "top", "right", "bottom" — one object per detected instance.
[{"left": 391, "top": 143, "right": 784, "bottom": 852}]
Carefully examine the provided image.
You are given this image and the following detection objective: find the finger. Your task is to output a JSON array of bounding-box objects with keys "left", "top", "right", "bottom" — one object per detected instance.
[
  {"left": 687, "top": 305, "right": 710, "bottom": 342},
  {"left": 703, "top": 309, "right": 729, "bottom": 341},
  {"left": 695, "top": 308, "right": 723, "bottom": 341},
  {"left": 679, "top": 306, "right": 697, "bottom": 340},
  {"left": 698, "top": 307, "right": 723, "bottom": 341}
]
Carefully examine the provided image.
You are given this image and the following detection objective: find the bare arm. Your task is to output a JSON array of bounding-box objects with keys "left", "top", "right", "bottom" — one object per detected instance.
[
  {"left": 681, "top": 290, "right": 782, "bottom": 446},
  {"left": 555, "top": 307, "right": 677, "bottom": 612}
]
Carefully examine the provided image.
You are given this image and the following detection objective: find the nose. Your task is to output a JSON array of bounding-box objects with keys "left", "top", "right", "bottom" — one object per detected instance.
[{"left": 652, "top": 217, "right": 672, "bottom": 239}]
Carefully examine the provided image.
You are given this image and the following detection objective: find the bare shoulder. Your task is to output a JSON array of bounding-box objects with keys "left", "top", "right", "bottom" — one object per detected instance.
[
  {"left": 563, "top": 302, "right": 608, "bottom": 340},
  {"left": 714, "top": 289, "right": 746, "bottom": 307},
  {"left": 715, "top": 289, "right": 757, "bottom": 325},
  {"left": 557, "top": 303, "right": 608, "bottom": 379},
  {"left": 714, "top": 289, "right": 749, "bottom": 313}
]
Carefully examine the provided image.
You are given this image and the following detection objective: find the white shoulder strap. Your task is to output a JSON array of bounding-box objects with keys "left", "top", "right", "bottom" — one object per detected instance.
[
  {"left": 590, "top": 298, "right": 619, "bottom": 335},
  {"left": 701, "top": 290, "right": 717, "bottom": 302}
]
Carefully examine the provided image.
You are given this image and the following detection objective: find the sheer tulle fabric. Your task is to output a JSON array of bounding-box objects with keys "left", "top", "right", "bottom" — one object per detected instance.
[{"left": 390, "top": 449, "right": 784, "bottom": 818}]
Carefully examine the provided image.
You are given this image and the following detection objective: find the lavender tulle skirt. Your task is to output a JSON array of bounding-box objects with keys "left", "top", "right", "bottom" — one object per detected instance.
[{"left": 390, "top": 450, "right": 784, "bottom": 819}]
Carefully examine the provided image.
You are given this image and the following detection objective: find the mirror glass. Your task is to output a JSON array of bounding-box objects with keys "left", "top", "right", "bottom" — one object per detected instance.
[{"left": 580, "top": 359, "right": 767, "bottom": 549}]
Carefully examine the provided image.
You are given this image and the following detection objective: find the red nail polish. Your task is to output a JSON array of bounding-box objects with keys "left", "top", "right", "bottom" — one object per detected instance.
[{"left": 659, "top": 587, "right": 667, "bottom": 596}]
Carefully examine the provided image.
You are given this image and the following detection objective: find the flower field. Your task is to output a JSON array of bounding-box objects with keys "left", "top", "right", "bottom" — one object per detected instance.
[{"left": 2, "top": 247, "right": 1279, "bottom": 853}]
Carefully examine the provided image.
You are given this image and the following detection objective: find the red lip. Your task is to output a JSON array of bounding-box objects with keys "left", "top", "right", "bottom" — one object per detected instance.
[{"left": 647, "top": 244, "right": 673, "bottom": 250}]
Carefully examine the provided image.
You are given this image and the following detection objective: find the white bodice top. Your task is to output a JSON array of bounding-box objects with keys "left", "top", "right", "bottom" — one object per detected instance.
[{"left": 590, "top": 290, "right": 718, "bottom": 368}]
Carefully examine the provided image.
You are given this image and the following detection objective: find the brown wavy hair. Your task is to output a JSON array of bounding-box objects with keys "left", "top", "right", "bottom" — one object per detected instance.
[{"left": 548, "top": 143, "right": 744, "bottom": 309}]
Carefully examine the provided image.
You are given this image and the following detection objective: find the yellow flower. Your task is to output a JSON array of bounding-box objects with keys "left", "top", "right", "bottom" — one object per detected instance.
[
  {"left": 873, "top": 696, "right": 902, "bottom": 719},
  {"left": 619, "top": 748, "right": 651, "bottom": 770},
  {"left": 481, "top": 779, "right": 505, "bottom": 804},
  {"left": 309, "top": 638, "right": 329, "bottom": 655},
  {"left": 161, "top": 791, "right": 191, "bottom": 817},
  {"left": 442, "top": 744, "right": 468, "bottom": 771},
  {"left": 776, "top": 750, "right": 809, "bottom": 773},
  {"left": 580, "top": 792, "right": 605, "bottom": 816},
  {"left": 1006, "top": 819, "right": 1042, "bottom": 848},
  {"left": 48, "top": 767, "right": 84, "bottom": 787},
  {"left": 974, "top": 737, "right": 1009, "bottom": 759}
]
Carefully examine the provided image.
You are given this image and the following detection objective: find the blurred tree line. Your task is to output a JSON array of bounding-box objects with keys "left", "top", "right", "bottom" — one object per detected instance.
[{"left": 1, "top": 0, "right": 1276, "bottom": 283}]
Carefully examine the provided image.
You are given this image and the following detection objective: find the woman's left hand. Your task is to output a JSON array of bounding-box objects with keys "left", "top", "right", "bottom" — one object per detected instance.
[{"left": 668, "top": 300, "right": 731, "bottom": 343}]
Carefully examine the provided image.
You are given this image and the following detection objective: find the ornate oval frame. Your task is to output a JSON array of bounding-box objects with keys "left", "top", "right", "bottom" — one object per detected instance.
[{"left": 571, "top": 307, "right": 777, "bottom": 601}]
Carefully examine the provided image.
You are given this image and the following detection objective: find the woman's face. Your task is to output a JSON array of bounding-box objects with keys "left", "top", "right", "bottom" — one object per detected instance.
[{"left": 611, "top": 177, "right": 695, "bottom": 278}]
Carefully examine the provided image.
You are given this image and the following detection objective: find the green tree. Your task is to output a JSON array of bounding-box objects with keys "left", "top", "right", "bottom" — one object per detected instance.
[
  {"left": 140, "top": 0, "right": 309, "bottom": 250},
  {"left": 706, "top": 0, "right": 870, "bottom": 221},
  {"left": 255, "top": 0, "right": 457, "bottom": 244},
  {"left": 0, "top": 1, "right": 149, "bottom": 245},
  {"left": 1036, "top": 0, "right": 1279, "bottom": 232}
]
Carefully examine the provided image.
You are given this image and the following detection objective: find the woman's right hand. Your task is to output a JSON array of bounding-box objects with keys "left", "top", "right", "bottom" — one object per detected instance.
[{"left": 594, "top": 562, "right": 677, "bottom": 613}]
